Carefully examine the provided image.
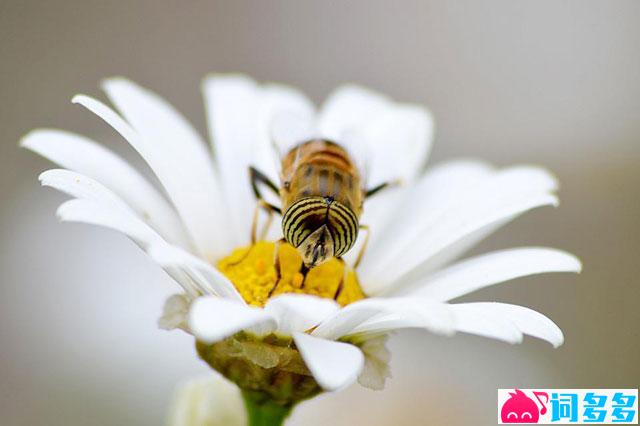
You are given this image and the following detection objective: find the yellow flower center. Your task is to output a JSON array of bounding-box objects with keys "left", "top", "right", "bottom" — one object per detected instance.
[{"left": 217, "top": 241, "right": 365, "bottom": 307}]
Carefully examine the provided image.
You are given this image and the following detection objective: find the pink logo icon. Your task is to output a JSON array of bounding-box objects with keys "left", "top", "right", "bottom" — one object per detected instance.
[{"left": 501, "top": 389, "right": 549, "bottom": 423}]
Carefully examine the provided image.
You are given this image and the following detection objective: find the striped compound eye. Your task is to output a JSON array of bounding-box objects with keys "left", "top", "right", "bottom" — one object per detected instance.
[
  {"left": 325, "top": 200, "right": 359, "bottom": 258},
  {"left": 282, "top": 197, "right": 359, "bottom": 267}
]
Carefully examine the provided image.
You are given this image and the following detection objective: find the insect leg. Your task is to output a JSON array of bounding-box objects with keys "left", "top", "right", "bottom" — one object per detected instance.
[
  {"left": 228, "top": 200, "right": 276, "bottom": 267},
  {"left": 250, "top": 199, "right": 276, "bottom": 244},
  {"left": 268, "top": 238, "right": 286, "bottom": 297},
  {"left": 250, "top": 166, "right": 282, "bottom": 214},
  {"left": 364, "top": 179, "right": 402, "bottom": 198},
  {"left": 298, "top": 264, "right": 310, "bottom": 289},
  {"left": 352, "top": 224, "right": 370, "bottom": 269},
  {"left": 259, "top": 208, "right": 275, "bottom": 241},
  {"left": 227, "top": 166, "right": 283, "bottom": 266},
  {"left": 333, "top": 258, "right": 347, "bottom": 301}
]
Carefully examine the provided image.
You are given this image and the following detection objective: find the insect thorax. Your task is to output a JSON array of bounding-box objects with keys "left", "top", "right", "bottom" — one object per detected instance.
[{"left": 280, "top": 139, "right": 363, "bottom": 215}]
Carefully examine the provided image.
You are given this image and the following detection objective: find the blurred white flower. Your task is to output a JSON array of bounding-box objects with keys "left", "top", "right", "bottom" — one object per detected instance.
[
  {"left": 167, "top": 375, "right": 245, "bottom": 426},
  {"left": 22, "top": 75, "right": 581, "bottom": 399}
]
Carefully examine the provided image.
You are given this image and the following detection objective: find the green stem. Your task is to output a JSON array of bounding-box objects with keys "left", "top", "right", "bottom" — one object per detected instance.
[{"left": 242, "top": 391, "right": 294, "bottom": 426}]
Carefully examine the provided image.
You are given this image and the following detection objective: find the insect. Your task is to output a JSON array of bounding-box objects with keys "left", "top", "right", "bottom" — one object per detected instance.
[{"left": 249, "top": 139, "right": 395, "bottom": 270}]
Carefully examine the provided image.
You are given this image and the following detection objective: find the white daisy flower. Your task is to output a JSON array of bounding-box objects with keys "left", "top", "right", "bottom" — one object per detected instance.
[{"left": 22, "top": 75, "right": 581, "bottom": 408}]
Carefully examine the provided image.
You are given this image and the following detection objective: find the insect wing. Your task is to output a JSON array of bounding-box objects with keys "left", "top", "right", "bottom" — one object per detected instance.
[
  {"left": 269, "top": 110, "right": 316, "bottom": 159},
  {"left": 338, "top": 129, "right": 371, "bottom": 191}
]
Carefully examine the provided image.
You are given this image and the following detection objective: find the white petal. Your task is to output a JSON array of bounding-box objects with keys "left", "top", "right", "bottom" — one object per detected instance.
[
  {"left": 203, "top": 77, "right": 259, "bottom": 245},
  {"left": 354, "top": 335, "right": 391, "bottom": 391},
  {"left": 167, "top": 375, "right": 245, "bottom": 426},
  {"left": 57, "top": 198, "right": 162, "bottom": 247},
  {"left": 100, "top": 79, "right": 227, "bottom": 256},
  {"left": 52, "top": 183, "right": 211, "bottom": 298},
  {"left": 355, "top": 186, "right": 405, "bottom": 252},
  {"left": 397, "top": 195, "right": 559, "bottom": 287},
  {"left": 448, "top": 303, "right": 523, "bottom": 344},
  {"left": 318, "top": 85, "right": 433, "bottom": 187},
  {"left": 264, "top": 294, "right": 340, "bottom": 335},
  {"left": 410, "top": 219, "right": 509, "bottom": 282},
  {"left": 75, "top": 84, "right": 226, "bottom": 259},
  {"left": 40, "top": 169, "right": 134, "bottom": 209},
  {"left": 189, "top": 297, "right": 276, "bottom": 344},
  {"left": 311, "top": 298, "right": 396, "bottom": 340},
  {"left": 159, "top": 293, "right": 191, "bottom": 331},
  {"left": 451, "top": 303, "right": 564, "bottom": 347},
  {"left": 21, "top": 129, "right": 188, "bottom": 246},
  {"left": 364, "top": 166, "right": 560, "bottom": 293},
  {"left": 202, "top": 75, "right": 315, "bottom": 246},
  {"left": 293, "top": 332, "right": 364, "bottom": 391},
  {"left": 101, "top": 79, "right": 218, "bottom": 189},
  {"left": 319, "top": 84, "right": 389, "bottom": 139},
  {"left": 147, "top": 243, "right": 244, "bottom": 302},
  {"left": 348, "top": 298, "right": 456, "bottom": 337},
  {"left": 202, "top": 76, "right": 261, "bottom": 246},
  {"left": 399, "top": 247, "right": 582, "bottom": 300},
  {"left": 361, "top": 159, "right": 494, "bottom": 272},
  {"left": 360, "top": 104, "right": 434, "bottom": 187}
]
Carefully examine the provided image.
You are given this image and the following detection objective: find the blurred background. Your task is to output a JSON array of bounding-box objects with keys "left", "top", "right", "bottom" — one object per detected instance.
[{"left": 1, "top": 1, "right": 638, "bottom": 425}]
